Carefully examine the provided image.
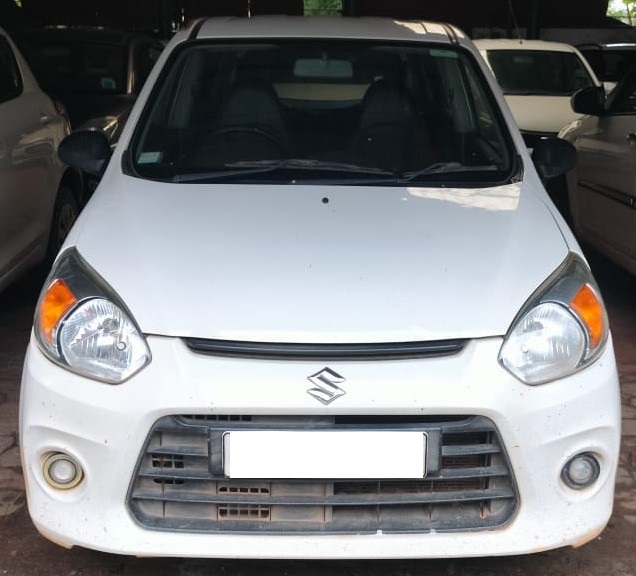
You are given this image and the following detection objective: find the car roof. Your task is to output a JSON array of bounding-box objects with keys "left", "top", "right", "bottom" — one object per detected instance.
[
  {"left": 474, "top": 38, "right": 579, "bottom": 53},
  {"left": 191, "top": 16, "right": 467, "bottom": 45}
]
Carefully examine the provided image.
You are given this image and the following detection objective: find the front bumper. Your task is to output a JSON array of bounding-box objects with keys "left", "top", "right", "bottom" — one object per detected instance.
[{"left": 19, "top": 334, "right": 621, "bottom": 558}]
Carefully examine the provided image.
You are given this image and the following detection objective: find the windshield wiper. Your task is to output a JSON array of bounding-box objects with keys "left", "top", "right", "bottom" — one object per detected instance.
[
  {"left": 170, "top": 159, "right": 501, "bottom": 184},
  {"left": 397, "top": 162, "right": 499, "bottom": 183},
  {"left": 171, "top": 159, "right": 395, "bottom": 183}
]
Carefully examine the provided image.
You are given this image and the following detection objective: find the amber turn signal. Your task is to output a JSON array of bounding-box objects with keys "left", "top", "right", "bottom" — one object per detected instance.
[
  {"left": 570, "top": 283, "right": 605, "bottom": 350},
  {"left": 38, "top": 279, "right": 78, "bottom": 345}
]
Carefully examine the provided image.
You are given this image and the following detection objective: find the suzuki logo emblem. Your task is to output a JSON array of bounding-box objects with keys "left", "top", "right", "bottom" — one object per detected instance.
[{"left": 307, "top": 368, "right": 346, "bottom": 405}]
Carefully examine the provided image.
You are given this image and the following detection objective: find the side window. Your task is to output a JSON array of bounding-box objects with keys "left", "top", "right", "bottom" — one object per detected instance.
[
  {"left": 0, "top": 36, "right": 23, "bottom": 104},
  {"left": 608, "top": 67, "right": 636, "bottom": 115},
  {"left": 133, "top": 42, "right": 163, "bottom": 94}
]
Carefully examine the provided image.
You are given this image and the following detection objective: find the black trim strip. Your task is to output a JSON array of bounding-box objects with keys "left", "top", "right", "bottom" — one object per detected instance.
[
  {"left": 184, "top": 338, "right": 467, "bottom": 360},
  {"left": 579, "top": 179, "right": 636, "bottom": 209}
]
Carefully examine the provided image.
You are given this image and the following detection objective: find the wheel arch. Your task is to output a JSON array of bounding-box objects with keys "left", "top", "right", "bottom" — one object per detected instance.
[{"left": 59, "top": 166, "right": 85, "bottom": 207}]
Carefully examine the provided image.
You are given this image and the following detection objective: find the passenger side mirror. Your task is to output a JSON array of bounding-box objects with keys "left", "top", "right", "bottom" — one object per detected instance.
[
  {"left": 571, "top": 86, "right": 605, "bottom": 116},
  {"left": 531, "top": 137, "right": 577, "bottom": 181},
  {"left": 58, "top": 130, "right": 112, "bottom": 177}
]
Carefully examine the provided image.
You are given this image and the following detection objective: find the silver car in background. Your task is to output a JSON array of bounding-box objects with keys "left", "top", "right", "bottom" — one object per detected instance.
[
  {"left": 0, "top": 25, "right": 81, "bottom": 294},
  {"left": 560, "top": 64, "right": 636, "bottom": 277}
]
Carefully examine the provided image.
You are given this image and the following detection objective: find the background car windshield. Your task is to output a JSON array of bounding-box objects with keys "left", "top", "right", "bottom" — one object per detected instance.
[
  {"left": 606, "top": 65, "right": 636, "bottom": 113},
  {"left": 131, "top": 40, "right": 513, "bottom": 184},
  {"left": 486, "top": 50, "right": 594, "bottom": 96},
  {"left": 20, "top": 41, "right": 126, "bottom": 94}
]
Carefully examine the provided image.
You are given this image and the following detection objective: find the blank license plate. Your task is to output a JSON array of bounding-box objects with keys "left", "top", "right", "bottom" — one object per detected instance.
[{"left": 223, "top": 430, "right": 427, "bottom": 478}]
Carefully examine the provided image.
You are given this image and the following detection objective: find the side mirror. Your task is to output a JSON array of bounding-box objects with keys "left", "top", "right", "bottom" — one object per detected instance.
[
  {"left": 531, "top": 137, "right": 577, "bottom": 181},
  {"left": 571, "top": 86, "right": 605, "bottom": 116},
  {"left": 58, "top": 130, "right": 112, "bottom": 177}
]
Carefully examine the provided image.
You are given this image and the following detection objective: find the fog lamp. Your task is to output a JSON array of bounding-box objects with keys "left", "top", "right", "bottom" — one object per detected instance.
[
  {"left": 561, "top": 453, "right": 600, "bottom": 489},
  {"left": 43, "top": 453, "right": 84, "bottom": 490}
]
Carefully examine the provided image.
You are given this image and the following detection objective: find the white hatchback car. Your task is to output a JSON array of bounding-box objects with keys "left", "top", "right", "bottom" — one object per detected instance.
[
  {"left": 20, "top": 17, "right": 620, "bottom": 560},
  {"left": 0, "top": 26, "right": 82, "bottom": 294},
  {"left": 475, "top": 39, "right": 601, "bottom": 148}
]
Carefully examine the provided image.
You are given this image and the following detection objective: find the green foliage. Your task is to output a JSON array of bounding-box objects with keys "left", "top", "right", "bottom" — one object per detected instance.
[
  {"left": 608, "top": 0, "right": 636, "bottom": 24},
  {"left": 304, "top": 0, "right": 342, "bottom": 16}
]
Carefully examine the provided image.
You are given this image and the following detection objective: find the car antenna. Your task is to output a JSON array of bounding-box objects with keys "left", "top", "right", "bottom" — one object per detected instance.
[{"left": 507, "top": 0, "right": 523, "bottom": 44}]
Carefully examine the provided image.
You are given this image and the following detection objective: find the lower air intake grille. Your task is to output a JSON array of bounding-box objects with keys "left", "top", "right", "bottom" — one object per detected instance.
[{"left": 128, "top": 415, "right": 518, "bottom": 534}]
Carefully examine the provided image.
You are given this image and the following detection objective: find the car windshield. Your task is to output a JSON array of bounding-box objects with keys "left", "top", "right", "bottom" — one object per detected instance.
[
  {"left": 19, "top": 39, "right": 126, "bottom": 95},
  {"left": 580, "top": 47, "right": 636, "bottom": 83},
  {"left": 486, "top": 49, "right": 594, "bottom": 96},
  {"left": 130, "top": 40, "right": 514, "bottom": 185}
]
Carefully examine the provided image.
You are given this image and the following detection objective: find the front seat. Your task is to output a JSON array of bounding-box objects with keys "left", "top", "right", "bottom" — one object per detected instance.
[
  {"left": 191, "top": 82, "right": 287, "bottom": 166},
  {"left": 352, "top": 79, "right": 422, "bottom": 172}
]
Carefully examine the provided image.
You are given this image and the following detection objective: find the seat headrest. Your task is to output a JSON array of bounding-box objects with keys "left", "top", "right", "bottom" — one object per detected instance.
[
  {"left": 360, "top": 80, "right": 414, "bottom": 127},
  {"left": 217, "top": 82, "right": 284, "bottom": 135}
]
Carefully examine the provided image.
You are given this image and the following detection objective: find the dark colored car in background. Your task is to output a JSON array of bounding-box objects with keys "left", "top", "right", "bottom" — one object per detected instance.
[{"left": 13, "top": 27, "right": 164, "bottom": 145}]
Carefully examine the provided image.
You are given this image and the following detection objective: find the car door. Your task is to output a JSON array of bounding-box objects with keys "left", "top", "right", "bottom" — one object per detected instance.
[
  {"left": 0, "top": 31, "right": 61, "bottom": 289},
  {"left": 570, "top": 67, "right": 636, "bottom": 262}
]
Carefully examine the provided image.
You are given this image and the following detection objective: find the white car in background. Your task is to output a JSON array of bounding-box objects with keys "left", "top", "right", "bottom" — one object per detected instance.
[
  {"left": 20, "top": 16, "right": 620, "bottom": 559},
  {"left": 0, "top": 26, "right": 81, "bottom": 294},
  {"left": 560, "top": 65, "right": 636, "bottom": 277},
  {"left": 475, "top": 39, "right": 602, "bottom": 148}
]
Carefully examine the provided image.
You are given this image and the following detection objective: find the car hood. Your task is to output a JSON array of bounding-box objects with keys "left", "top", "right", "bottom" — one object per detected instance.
[
  {"left": 69, "top": 175, "right": 569, "bottom": 342},
  {"left": 504, "top": 95, "right": 582, "bottom": 134}
]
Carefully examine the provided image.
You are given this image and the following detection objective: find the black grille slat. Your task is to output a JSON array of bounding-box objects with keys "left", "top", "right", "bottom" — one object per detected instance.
[
  {"left": 139, "top": 469, "right": 213, "bottom": 481},
  {"left": 148, "top": 447, "right": 208, "bottom": 457},
  {"left": 442, "top": 443, "right": 501, "bottom": 456},
  {"left": 434, "top": 465, "right": 510, "bottom": 479},
  {"left": 128, "top": 415, "right": 518, "bottom": 534},
  {"left": 140, "top": 465, "right": 510, "bottom": 483},
  {"left": 131, "top": 487, "right": 516, "bottom": 506},
  {"left": 183, "top": 338, "right": 467, "bottom": 360}
]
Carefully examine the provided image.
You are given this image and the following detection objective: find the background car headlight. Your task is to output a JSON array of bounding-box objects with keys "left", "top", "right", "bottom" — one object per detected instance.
[
  {"left": 499, "top": 253, "right": 608, "bottom": 385},
  {"left": 34, "top": 248, "right": 151, "bottom": 384}
]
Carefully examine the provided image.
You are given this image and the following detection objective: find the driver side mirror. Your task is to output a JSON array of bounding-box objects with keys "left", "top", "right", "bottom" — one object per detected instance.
[
  {"left": 531, "top": 137, "right": 577, "bottom": 181},
  {"left": 58, "top": 130, "right": 112, "bottom": 177},
  {"left": 571, "top": 86, "right": 605, "bottom": 116}
]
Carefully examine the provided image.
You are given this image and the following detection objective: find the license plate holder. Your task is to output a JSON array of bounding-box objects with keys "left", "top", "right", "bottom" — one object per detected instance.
[{"left": 222, "top": 430, "right": 427, "bottom": 479}]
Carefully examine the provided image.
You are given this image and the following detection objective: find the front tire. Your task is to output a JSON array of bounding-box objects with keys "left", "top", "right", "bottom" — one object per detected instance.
[{"left": 47, "top": 186, "right": 79, "bottom": 263}]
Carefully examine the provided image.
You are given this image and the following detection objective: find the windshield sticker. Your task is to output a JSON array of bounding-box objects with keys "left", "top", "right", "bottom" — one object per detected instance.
[
  {"left": 137, "top": 152, "right": 163, "bottom": 164},
  {"left": 430, "top": 49, "right": 459, "bottom": 59}
]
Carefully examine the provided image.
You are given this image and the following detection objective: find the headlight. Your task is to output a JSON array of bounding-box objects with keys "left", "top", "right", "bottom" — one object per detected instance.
[
  {"left": 34, "top": 248, "right": 151, "bottom": 384},
  {"left": 499, "top": 253, "right": 608, "bottom": 385}
]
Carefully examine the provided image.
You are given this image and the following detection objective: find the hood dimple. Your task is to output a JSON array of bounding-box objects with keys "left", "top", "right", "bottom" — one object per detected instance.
[{"left": 73, "top": 175, "right": 569, "bottom": 343}]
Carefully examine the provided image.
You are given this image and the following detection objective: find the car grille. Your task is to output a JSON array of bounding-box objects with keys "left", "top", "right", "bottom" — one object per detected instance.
[
  {"left": 128, "top": 415, "right": 518, "bottom": 534},
  {"left": 183, "top": 338, "right": 467, "bottom": 360}
]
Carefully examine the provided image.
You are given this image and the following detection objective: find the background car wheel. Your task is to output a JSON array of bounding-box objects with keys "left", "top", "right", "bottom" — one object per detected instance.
[{"left": 47, "top": 186, "right": 79, "bottom": 262}]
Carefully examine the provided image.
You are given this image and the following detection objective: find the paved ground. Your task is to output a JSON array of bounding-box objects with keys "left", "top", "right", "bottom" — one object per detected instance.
[{"left": 0, "top": 249, "right": 634, "bottom": 576}]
